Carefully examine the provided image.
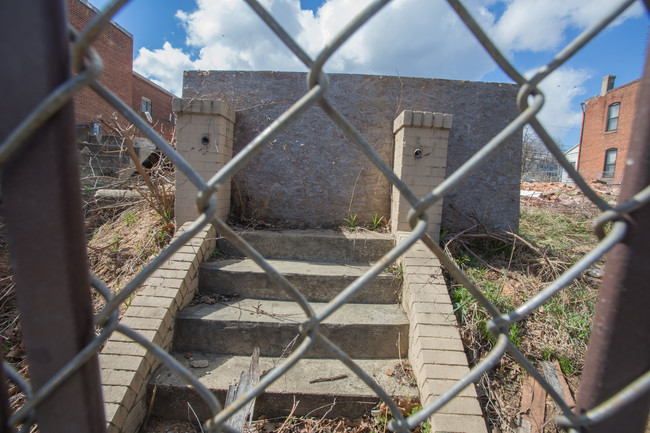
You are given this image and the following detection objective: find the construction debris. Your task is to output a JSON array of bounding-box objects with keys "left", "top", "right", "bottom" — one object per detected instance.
[{"left": 521, "top": 181, "right": 620, "bottom": 207}]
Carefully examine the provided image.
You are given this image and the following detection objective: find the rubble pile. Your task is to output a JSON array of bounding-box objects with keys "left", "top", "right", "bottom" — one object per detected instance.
[{"left": 520, "top": 181, "right": 620, "bottom": 210}]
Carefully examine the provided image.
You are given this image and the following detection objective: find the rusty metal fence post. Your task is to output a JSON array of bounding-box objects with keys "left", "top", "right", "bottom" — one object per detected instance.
[
  {"left": 574, "top": 45, "right": 650, "bottom": 433},
  {"left": 0, "top": 1, "right": 105, "bottom": 432}
]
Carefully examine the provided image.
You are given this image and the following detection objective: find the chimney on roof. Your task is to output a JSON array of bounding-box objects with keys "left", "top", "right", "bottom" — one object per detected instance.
[{"left": 601, "top": 75, "right": 616, "bottom": 96}]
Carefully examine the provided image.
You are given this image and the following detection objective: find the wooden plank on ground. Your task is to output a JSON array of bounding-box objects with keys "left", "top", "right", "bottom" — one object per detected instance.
[
  {"left": 541, "top": 361, "right": 566, "bottom": 412},
  {"left": 553, "top": 360, "right": 576, "bottom": 409},
  {"left": 518, "top": 375, "right": 547, "bottom": 433},
  {"left": 225, "top": 347, "right": 261, "bottom": 432}
]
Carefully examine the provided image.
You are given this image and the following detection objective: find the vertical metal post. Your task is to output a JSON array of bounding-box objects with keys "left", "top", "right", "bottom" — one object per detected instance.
[
  {"left": 0, "top": 2, "right": 105, "bottom": 433},
  {"left": 575, "top": 42, "right": 650, "bottom": 431}
]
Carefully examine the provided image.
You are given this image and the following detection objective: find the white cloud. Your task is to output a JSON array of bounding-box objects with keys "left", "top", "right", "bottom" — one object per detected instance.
[
  {"left": 132, "top": 0, "right": 643, "bottom": 142},
  {"left": 133, "top": 42, "right": 194, "bottom": 95},
  {"left": 133, "top": 0, "right": 499, "bottom": 96},
  {"left": 491, "top": 0, "right": 645, "bottom": 53},
  {"left": 309, "top": 0, "right": 496, "bottom": 79},
  {"left": 527, "top": 66, "right": 590, "bottom": 146},
  {"left": 178, "top": 0, "right": 308, "bottom": 70}
]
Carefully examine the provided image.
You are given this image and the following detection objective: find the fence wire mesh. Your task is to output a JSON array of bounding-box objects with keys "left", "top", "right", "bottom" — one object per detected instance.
[{"left": 2, "top": 0, "right": 650, "bottom": 432}]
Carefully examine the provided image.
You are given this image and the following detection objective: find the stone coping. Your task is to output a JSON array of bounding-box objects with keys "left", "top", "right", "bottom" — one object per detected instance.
[
  {"left": 393, "top": 110, "right": 453, "bottom": 133},
  {"left": 172, "top": 98, "right": 236, "bottom": 123}
]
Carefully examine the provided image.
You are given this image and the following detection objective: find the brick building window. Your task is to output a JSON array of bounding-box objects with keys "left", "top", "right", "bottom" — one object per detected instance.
[
  {"left": 603, "top": 148, "right": 617, "bottom": 178},
  {"left": 606, "top": 102, "right": 619, "bottom": 131},
  {"left": 141, "top": 97, "right": 152, "bottom": 114}
]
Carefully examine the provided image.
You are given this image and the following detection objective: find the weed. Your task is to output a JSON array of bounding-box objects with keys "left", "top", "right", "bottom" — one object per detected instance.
[
  {"left": 385, "top": 261, "right": 403, "bottom": 279},
  {"left": 444, "top": 204, "right": 604, "bottom": 432},
  {"left": 343, "top": 213, "right": 358, "bottom": 230},
  {"left": 519, "top": 208, "right": 596, "bottom": 259},
  {"left": 374, "top": 401, "right": 430, "bottom": 433},
  {"left": 408, "top": 406, "right": 432, "bottom": 433},
  {"left": 371, "top": 213, "right": 385, "bottom": 230},
  {"left": 153, "top": 230, "right": 168, "bottom": 248},
  {"left": 558, "top": 356, "right": 577, "bottom": 376},
  {"left": 509, "top": 323, "right": 521, "bottom": 348},
  {"left": 439, "top": 225, "right": 452, "bottom": 244},
  {"left": 210, "top": 247, "right": 224, "bottom": 259},
  {"left": 158, "top": 208, "right": 173, "bottom": 224},
  {"left": 100, "top": 115, "right": 174, "bottom": 227},
  {"left": 123, "top": 292, "right": 134, "bottom": 309},
  {"left": 375, "top": 407, "right": 389, "bottom": 429},
  {"left": 123, "top": 211, "right": 136, "bottom": 227}
]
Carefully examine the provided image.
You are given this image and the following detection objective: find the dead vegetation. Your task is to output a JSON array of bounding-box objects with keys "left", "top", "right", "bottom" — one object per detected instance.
[
  {"left": 1, "top": 118, "right": 176, "bottom": 427},
  {"left": 442, "top": 182, "right": 617, "bottom": 432},
  {"left": 87, "top": 201, "right": 173, "bottom": 301},
  {"left": 0, "top": 217, "right": 23, "bottom": 415},
  {"left": 144, "top": 396, "right": 429, "bottom": 433},
  {"left": 82, "top": 115, "right": 176, "bottom": 312}
]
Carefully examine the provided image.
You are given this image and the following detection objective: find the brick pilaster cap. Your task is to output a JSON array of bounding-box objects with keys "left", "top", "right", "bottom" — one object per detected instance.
[
  {"left": 173, "top": 98, "right": 236, "bottom": 122},
  {"left": 393, "top": 110, "right": 453, "bottom": 133}
]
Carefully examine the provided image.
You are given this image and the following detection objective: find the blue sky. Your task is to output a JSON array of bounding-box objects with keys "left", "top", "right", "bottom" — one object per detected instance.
[{"left": 94, "top": 0, "right": 649, "bottom": 149}]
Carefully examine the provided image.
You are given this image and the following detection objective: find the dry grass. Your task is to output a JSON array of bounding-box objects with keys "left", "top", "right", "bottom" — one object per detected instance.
[
  {"left": 87, "top": 200, "right": 174, "bottom": 301},
  {"left": 0, "top": 193, "right": 175, "bottom": 421},
  {"left": 1, "top": 124, "right": 176, "bottom": 428},
  {"left": 0, "top": 217, "right": 24, "bottom": 415},
  {"left": 442, "top": 200, "right": 606, "bottom": 432},
  {"left": 144, "top": 396, "right": 430, "bottom": 433}
]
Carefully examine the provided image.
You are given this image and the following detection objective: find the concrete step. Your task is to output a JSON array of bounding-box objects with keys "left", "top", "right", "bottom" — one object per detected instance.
[
  {"left": 173, "top": 299, "right": 408, "bottom": 359},
  {"left": 150, "top": 353, "right": 418, "bottom": 420},
  {"left": 214, "top": 229, "right": 395, "bottom": 262},
  {"left": 199, "top": 258, "right": 400, "bottom": 304}
]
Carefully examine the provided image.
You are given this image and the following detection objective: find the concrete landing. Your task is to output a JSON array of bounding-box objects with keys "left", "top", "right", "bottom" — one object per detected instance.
[
  {"left": 199, "top": 258, "right": 400, "bottom": 303},
  {"left": 150, "top": 353, "right": 418, "bottom": 420},
  {"left": 215, "top": 229, "right": 395, "bottom": 262},
  {"left": 173, "top": 299, "right": 409, "bottom": 359}
]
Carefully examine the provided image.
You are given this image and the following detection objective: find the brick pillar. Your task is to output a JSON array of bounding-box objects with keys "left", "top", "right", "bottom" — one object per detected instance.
[
  {"left": 173, "top": 98, "right": 235, "bottom": 226},
  {"left": 391, "top": 110, "right": 452, "bottom": 242}
]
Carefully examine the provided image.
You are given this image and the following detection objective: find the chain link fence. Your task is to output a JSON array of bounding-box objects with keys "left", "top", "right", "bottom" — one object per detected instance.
[{"left": 2, "top": 0, "right": 650, "bottom": 432}]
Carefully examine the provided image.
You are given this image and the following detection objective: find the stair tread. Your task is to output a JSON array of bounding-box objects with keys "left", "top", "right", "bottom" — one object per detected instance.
[
  {"left": 227, "top": 228, "right": 394, "bottom": 241},
  {"left": 156, "top": 352, "right": 417, "bottom": 398},
  {"left": 203, "top": 258, "right": 393, "bottom": 277},
  {"left": 157, "top": 229, "right": 411, "bottom": 419},
  {"left": 199, "top": 258, "right": 400, "bottom": 304},
  {"left": 215, "top": 229, "right": 395, "bottom": 262},
  {"left": 178, "top": 298, "right": 408, "bottom": 325}
]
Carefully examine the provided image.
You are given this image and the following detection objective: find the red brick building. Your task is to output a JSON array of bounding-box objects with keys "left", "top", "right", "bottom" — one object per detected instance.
[
  {"left": 577, "top": 75, "right": 641, "bottom": 183},
  {"left": 132, "top": 72, "right": 175, "bottom": 141},
  {"left": 66, "top": 0, "right": 175, "bottom": 141}
]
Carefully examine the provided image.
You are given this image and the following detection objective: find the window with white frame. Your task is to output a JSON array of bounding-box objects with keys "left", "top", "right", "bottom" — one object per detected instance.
[
  {"left": 606, "top": 102, "right": 619, "bottom": 132},
  {"left": 603, "top": 148, "right": 617, "bottom": 178},
  {"left": 141, "top": 97, "right": 152, "bottom": 114}
]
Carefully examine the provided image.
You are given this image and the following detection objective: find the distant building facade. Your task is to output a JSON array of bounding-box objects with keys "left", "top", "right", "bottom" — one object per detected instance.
[
  {"left": 66, "top": 0, "right": 175, "bottom": 141},
  {"left": 577, "top": 75, "right": 641, "bottom": 183},
  {"left": 560, "top": 143, "right": 580, "bottom": 183},
  {"left": 132, "top": 72, "right": 176, "bottom": 141}
]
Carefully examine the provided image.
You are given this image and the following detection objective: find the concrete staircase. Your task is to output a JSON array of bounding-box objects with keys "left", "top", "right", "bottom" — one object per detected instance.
[{"left": 149, "top": 229, "right": 417, "bottom": 421}]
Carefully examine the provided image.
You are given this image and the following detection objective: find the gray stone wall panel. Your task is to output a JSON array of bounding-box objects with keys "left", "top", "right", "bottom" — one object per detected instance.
[{"left": 183, "top": 71, "right": 521, "bottom": 232}]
